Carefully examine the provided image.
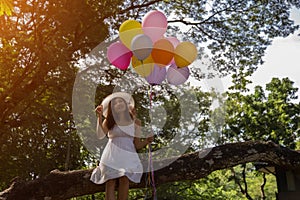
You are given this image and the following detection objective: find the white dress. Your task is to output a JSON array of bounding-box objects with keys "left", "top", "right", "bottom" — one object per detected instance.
[{"left": 90, "top": 123, "right": 143, "bottom": 184}]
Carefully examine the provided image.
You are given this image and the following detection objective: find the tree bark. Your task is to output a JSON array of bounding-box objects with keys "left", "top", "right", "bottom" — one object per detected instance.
[{"left": 1, "top": 141, "right": 300, "bottom": 200}]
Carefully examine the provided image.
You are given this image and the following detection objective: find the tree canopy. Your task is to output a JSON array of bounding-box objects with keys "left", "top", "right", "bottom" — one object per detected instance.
[{"left": 225, "top": 76, "right": 300, "bottom": 148}]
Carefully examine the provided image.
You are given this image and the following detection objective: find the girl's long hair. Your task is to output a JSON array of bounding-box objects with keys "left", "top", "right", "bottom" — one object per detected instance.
[{"left": 105, "top": 97, "right": 133, "bottom": 130}]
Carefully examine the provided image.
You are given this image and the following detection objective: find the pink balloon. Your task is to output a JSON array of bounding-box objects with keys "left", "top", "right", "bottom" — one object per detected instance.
[
  {"left": 146, "top": 64, "right": 166, "bottom": 85},
  {"left": 167, "top": 64, "right": 190, "bottom": 86},
  {"left": 165, "top": 37, "right": 180, "bottom": 64},
  {"left": 107, "top": 41, "right": 133, "bottom": 70},
  {"left": 142, "top": 10, "right": 168, "bottom": 43},
  {"left": 166, "top": 37, "right": 180, "bottom": 48}
]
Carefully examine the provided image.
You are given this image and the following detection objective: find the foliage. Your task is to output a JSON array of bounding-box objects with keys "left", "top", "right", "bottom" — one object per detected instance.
[
  {"left": 217, "top": 74, "right": 299, "bottom": 199},
  {"left": 0, "top": 0, "right": 112, "bottom": 188},
  {"left": 126, "top": 164, "right": 277, "bottom": 200},
  {"left": 164, "top": 0, "right": 300, "bottom": 76},
  {"left": 224, "top": 76, "right": 300, "bottom": 148}
]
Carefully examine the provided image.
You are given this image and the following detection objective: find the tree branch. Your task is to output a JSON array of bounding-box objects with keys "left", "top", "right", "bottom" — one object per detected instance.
[
  {"left": 261, "top": 173, "right": 267, "bottom": 200},
  {"left": 1, "top": 141, "right": 300, "bottom": 200},
  {"left": 242, "top": 164, "right": 253, "bottom": 200}
]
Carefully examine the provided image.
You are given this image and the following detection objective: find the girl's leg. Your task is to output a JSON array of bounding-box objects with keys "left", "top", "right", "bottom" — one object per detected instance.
[
  {"left": 105, "top": 179, "right": 116, "bottom": 200},
  {"left": 117, "top": 176, "right": 129, "bottom": 200}
]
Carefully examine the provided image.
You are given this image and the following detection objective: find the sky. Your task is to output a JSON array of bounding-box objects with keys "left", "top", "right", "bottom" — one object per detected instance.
[{"left": 220, "top": 7, "right": 300, "bottom": 99}]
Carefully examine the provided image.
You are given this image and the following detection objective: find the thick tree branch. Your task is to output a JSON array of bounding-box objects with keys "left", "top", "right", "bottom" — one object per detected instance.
[{"left": 1, "top": 141, "right": 300, "bottom": 200}]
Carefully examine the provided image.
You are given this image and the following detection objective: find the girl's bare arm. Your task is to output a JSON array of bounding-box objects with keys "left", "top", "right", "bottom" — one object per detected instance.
[
  {"left": 95, "top": 105, "right": 108, "bottom": 139},
  {"left": 134, "top": 119, "right": 153, "bottom": 150}
]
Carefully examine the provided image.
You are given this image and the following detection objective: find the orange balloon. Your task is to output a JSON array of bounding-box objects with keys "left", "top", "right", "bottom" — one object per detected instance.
[
  {"left": 151, "top": 39, "right": 174, "bottom": 67},
  {"left": 174, "top": 41, "right": 197, "bottom": 68},
  {"left": 131, "top": 55, "right": 154, "bottom": 77}
]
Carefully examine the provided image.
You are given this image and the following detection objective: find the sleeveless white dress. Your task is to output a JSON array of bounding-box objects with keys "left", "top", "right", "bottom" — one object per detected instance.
[{"left": 90, "top": 123, "right": 143, "bottom": 184}]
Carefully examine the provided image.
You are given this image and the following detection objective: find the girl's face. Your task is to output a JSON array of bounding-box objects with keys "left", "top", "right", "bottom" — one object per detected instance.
[{"left": 111, "top": 97, "right": 127, "bottom": 114}]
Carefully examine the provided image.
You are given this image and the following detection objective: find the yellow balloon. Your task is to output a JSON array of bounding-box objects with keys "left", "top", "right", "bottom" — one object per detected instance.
[
  {"left": 119, "top": 20, "right": 143, "bottom": 49},
  {"left": 174, "top": 42, "right": 197, "bottom": 68},
  {"left": 131, "top": 55, "right": 154, "bottom": 77}
]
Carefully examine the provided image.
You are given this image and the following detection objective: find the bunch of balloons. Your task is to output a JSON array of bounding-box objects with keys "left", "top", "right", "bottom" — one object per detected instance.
[{"left": 107, "top": 10, "right": 197, "bottom": 86}]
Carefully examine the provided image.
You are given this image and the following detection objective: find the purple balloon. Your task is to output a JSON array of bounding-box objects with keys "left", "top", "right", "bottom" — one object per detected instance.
[
  {"left": 167, "top": 64, "right": 190, "bottom": 86},
  {"left": 145, "top": 64, "right": 166, "bottom": 85}
]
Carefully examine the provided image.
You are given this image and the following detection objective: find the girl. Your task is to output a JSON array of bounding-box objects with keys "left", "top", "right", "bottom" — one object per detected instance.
[{"left": 90, "top": 92, "right": 153, "bottom": 200}]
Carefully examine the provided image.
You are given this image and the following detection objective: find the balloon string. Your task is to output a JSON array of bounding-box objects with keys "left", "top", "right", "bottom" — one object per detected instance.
[
  {"left": 144, "top": 158, "right": 151, "bottom": 199},
  {"left": 141, "top": 59, "right": 145, "bottom": 79},
  {"left": 148, "top": 85, "right": 157, "bottom": 199},
  {"left": 149, "top": 144, "right": 156, "bottom": 198}
]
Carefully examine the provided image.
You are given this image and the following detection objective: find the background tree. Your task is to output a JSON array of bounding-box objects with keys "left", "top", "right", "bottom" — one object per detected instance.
[
  {"left": 224, "top": 75, "right": 300, "bottom": 148},
  {"left": 0, "top": 0, "right": 115, "bottom": 188},
  {"left": 214, "top": 75, "right": 300, "bottom": 200},
  {"left": 130, "top": 75, "right": 299, "bottom": 200}
]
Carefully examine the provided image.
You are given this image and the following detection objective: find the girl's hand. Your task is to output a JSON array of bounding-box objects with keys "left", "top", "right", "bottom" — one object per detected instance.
[
  {"left": 95, "top": 105, "right": 103, "bottom": 117},
  {"left": 146, "top": 135, "right": 154, "bottom": 144},
  {"left": 129, "top": 105, "right": 136, "bottom": 119}
]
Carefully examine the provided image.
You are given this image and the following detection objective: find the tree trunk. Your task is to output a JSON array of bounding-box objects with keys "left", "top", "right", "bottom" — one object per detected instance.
[{"left": 1, "top": 141, "right": 300, "bottom": 200}]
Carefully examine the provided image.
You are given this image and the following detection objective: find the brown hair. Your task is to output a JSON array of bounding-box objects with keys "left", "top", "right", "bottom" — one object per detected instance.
[{"left": 105, "top": 97, "right": 133, "bottom": 130}]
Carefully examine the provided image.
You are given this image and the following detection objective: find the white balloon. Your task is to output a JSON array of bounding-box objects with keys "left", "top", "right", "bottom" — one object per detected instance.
[{"left": 131, "top": 34, "right": 153, "bottom": 61}]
